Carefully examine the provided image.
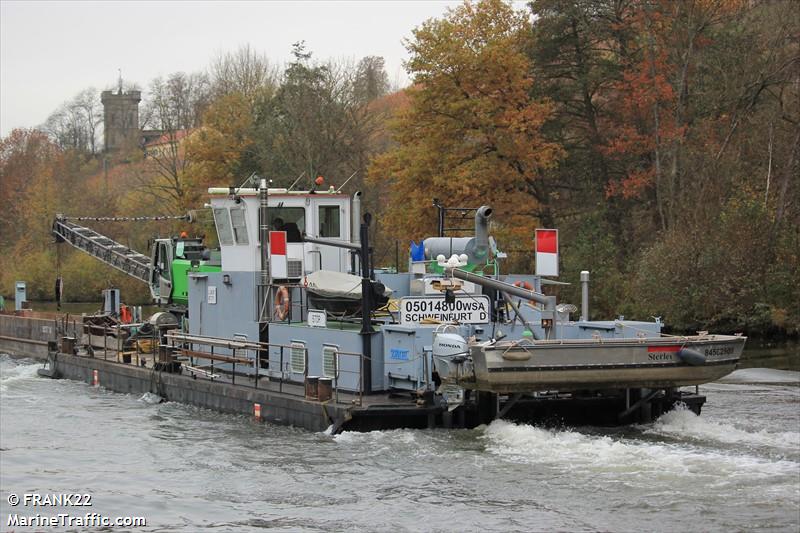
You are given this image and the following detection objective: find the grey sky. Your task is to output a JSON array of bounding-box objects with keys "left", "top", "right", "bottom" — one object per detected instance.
[{"left": 0, "top": 0, "right": 468, "bottom": 137}]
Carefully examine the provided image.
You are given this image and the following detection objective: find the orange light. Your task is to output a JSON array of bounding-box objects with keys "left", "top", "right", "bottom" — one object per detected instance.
[{"left": 315, "top": 176, "right": 325, "bottom": 186}]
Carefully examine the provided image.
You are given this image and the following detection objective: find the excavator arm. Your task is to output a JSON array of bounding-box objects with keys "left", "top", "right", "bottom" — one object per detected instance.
[{"left": 52, "top": 215, "right": 160, "bottom": 302}]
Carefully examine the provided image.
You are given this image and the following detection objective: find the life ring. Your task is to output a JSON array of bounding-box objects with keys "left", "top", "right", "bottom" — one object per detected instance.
[
  {"left": 274, "top": 286, "right": 290, "bottom": 321},
  {"left": 513, "top": 280, "right": 533, "bottom": 291},
  {"left": 513, "top": 280, "right": 537, "bottom": 308}
]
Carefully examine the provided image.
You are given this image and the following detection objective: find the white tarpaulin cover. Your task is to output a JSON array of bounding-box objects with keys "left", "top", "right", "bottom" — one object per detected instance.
[{"left": 304, "top": 270, "right": 393, "bottom": 300}]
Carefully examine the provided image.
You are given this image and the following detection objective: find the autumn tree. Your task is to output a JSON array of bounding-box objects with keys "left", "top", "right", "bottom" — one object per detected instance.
[
  {"left": 43, "top": 88, "right": 102, "bottom": 155},
  {"left": 369, "top": 0, "right": 563, "bottom": 255},
  {"left": 354, "top": 56, "right": 390, "bottom": 103},
  {"left": 133, "top": 72, "right": 211, "bottom": 212},
  {"left": 209, "top": 44, "right": 279, "bottom": 104},
  {"left": 0, "top": 129, "right": 59, "bottom": 250},
  {"left": 184, "top": 92, "right": 258, "bottom": 200},
  {"left": 529, "top": 0, "right": 799, "bottom": 332},
  {"left": 246, "top": 43, "right": 386, "bottom": 190}
]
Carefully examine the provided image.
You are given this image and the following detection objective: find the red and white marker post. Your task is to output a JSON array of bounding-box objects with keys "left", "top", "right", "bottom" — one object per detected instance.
[
  {"left": 535, "top": 229, "right": 559, "bottom": 277},
  {"left": 269, "top": 231, "right": 288, "bottom": 279}
]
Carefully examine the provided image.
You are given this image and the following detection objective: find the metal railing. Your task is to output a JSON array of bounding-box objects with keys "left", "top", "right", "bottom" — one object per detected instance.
[{"left": 162, "top": 331, "right": 364, "bottom": 405}]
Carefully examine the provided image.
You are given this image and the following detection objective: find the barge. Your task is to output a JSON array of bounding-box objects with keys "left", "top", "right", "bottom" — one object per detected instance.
[{"left": 1, "top": 177, "right": 746, "bottom": 431}]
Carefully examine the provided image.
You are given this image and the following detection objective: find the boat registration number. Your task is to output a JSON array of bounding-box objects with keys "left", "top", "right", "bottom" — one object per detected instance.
[{"left": 399, "top": 296, "right": 491, "bottom": 325}]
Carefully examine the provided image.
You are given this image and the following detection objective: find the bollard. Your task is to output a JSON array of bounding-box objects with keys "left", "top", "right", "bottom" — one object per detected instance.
[
  {"left": 254, "top": 403, "right": 262, "bottom": 421},
  {"left": 318, "top": 378, "right": 332, "bottom": 402},
  {"left": 305, "top": 376, "right": 319, "bottom": 400},
  {"left": 92, "top": 369, "right": 99, "bottom": 387},
  {"left": 61, "top": 336, "right": 75, "bottom": 354}
]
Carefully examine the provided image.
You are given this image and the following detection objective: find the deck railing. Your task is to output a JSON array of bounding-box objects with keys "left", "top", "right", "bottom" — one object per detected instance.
[{"left": 163, "top": 331, "right": 363, "bottom": 406}]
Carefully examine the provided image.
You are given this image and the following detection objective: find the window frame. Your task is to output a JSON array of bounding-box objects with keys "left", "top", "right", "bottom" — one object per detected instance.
[
  {"left": 318, "top": 205, "right": 341, "bottom": 238},
  {"left": 213, "top": 207, "right": 234, "bottom": 246},
  {"left": 229, "top": 206, "right": 249, "bottom": 245},
  {"left": 290, "top": 341, "right": 306, "bottom": 374},
  {"left": 322, "top": 344, "right": 338, "bottom": 379}
]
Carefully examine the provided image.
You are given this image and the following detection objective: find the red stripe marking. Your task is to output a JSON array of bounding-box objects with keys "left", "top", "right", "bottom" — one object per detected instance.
[
  {"left": 536, "top": 229, "right": 558, "bottom": 254},
  {"left": 269, "top": 231, "right": 287, "bottom": 255},
  {"left": 648, "top": 346, "right": 681, "bottom": 352}
]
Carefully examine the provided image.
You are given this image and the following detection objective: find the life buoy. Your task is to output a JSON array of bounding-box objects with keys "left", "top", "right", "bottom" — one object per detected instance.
[
  {"left": 513, "top": 280, "right": 533, "bottom": 291},
  {"left": 513, "top": 280, "right": 537, "bottom": 308},
  {"left": 274, "top": 286, "right": 290, "bottom": 321}
]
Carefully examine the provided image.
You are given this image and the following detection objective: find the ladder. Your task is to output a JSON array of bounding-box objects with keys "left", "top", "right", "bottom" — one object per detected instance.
[
  {"left": 432, "top": 199, "right": 479, "bottom": 237},
  {"left": 52, "top": 215, "right": 152, "bottom": 284}
]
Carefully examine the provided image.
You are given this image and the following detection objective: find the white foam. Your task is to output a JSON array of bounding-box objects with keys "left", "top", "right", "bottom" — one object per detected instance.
[
  {"left": 718, "top": 368, "right": 799, "bottom": 384},
  {"left": 334, "top": 428, "right": 419, "bottom": 446},
  {"left": 648, "top": 405, "right": 800, "bottom": 450},
  {"left": 482, "top": 419, "right": 797, "bottom": 480},
  {"left": 138, "top": 392, "right": 164, "bottom": 405},
  {"left": 0, "top": 356, "right": 41, "bottom": 393}
]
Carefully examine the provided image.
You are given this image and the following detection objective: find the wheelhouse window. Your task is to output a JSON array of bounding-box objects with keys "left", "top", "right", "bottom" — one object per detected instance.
[
  {"left": 318, "top": 205, "right": 340, "bottom": 238},
  {"left": 212, "top": 207, "right": 233, "bottom": 246},
  {"left": 270, "top": 207, "right": 305, "bottom": 242},
  {"left": 229, "top": 207, "right": 249, "bottom": 245}
]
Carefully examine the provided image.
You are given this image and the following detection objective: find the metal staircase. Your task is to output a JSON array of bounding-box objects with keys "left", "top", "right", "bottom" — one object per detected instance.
[{"left": 52, "top": 215, "right": 152, "bottom": 283}]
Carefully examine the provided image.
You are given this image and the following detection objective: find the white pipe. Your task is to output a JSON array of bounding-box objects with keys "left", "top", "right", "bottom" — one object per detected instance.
[
  {"left": 580, "top": 270, "right": 590, "bottom": 321},
  {"left": 352, "top": 191, "right": 362, "bottom": 244}
]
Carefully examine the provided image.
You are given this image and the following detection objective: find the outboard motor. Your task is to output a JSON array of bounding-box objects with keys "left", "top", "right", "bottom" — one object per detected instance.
[{"left": 432, "top": 331, "right": 468, "bottom": 381}]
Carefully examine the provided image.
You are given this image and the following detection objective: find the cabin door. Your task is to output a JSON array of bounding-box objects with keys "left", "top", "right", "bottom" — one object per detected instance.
[{"left": 316, "top": 204, "right": 345, "bottom": 272}]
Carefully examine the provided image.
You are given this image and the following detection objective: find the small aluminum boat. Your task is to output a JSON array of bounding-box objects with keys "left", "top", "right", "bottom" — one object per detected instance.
[{"left": 439, "top": 334, "right": 746, "bottom": 393}]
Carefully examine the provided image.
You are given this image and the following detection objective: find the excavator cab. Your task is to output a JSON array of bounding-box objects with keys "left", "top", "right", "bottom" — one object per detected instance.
[
  {"left": 52, "top": 215, "right": 220, "bottom": 311},
  {"left": 150, "top": 239, "right": 173, "bottom": 305}
]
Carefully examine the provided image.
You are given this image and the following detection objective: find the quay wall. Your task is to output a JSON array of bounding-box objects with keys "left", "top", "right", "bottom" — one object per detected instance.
[{"left": 0, "top": 314, "right": 60, "bottom": 359}]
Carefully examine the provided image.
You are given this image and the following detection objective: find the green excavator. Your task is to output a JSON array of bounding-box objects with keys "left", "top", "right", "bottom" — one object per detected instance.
[{"left": 52, "top": 215, "right": 221, "bottom": 309}]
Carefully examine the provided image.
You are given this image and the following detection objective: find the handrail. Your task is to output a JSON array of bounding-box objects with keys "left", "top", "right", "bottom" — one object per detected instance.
[{"left": 163, "top": 331, "right": 364, "bottom": 406}]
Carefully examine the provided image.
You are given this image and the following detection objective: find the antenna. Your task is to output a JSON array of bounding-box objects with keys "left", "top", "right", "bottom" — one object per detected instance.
[
  {"left": 287, "top": 171, "right": 306, "bottom": 191},
  {"left": 337, "top": 171, "right": 358, "bottom": 192},
  {"left": 118, "top": 68, "right": 123, "bottom": 94}
]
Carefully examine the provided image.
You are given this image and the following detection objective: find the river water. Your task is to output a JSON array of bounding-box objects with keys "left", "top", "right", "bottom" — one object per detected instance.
[{"left": 1, "top": 353, "right": 798, "bottom": 532}]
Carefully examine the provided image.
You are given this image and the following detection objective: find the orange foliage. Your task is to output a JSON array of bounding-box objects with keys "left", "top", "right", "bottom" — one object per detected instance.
[{"left": 368, "top": 0, "right": 563, "bottom": 246}]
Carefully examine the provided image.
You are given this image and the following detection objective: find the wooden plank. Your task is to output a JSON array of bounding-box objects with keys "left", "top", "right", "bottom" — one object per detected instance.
[{"left": 178, "top": 348, "right": 252, "bottom": 365}]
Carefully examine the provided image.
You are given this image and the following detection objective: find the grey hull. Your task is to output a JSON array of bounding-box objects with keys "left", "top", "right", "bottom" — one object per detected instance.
[{"left": 465, "top": 335, "right": 746, "bottom": 393}]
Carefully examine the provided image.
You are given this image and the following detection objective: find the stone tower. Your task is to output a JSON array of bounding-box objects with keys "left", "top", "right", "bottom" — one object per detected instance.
[{"left": 101, "top": 81, "right": 141, "bottom": 152}]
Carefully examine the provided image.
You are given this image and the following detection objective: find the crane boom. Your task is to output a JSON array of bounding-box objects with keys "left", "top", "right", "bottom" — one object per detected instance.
[{"left": 52, "top": 215, "right": 152, "bottom": 284}]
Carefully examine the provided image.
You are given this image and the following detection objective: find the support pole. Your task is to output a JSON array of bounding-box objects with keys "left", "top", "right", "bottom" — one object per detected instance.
[
  {"left": 359, "top": 215, "right": 373, "bottom": 394},
  {"left": 259, "top": 179, "right": 270, "bottom": 323},
  {"left": 580, "top": 270, "right": 590, "bottom": 322},
  {"left": 498, "top": 393, "right": 523, "bottom": 418},
  {"left": 618, "top": 389, "right": 661, "bottom": 422},
  {"left": 502, "top": 292, "right": 539, "bottom": 340}
]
